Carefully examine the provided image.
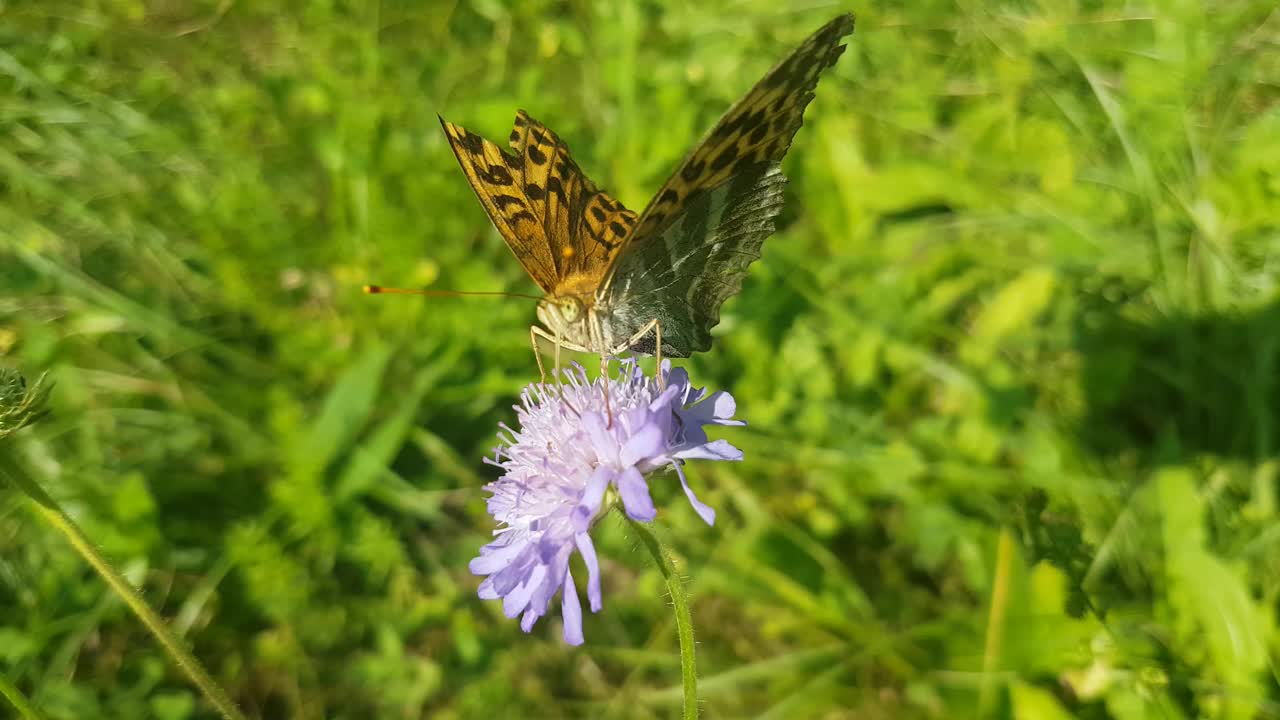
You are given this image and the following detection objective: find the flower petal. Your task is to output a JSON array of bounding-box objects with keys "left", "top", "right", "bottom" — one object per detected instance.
[
  {"left": 490, "top": 552, "right": 534, "bottom": 596},
  {"left": 666, "top": 365, "right": 691, "bottom": 395},
  {"left": 620, "top": 421, "right": 666, "bottom": 467},
  {"left": 706, "top": 390, "right": 740, "bottom": 421},
  {"left": 674, "top": 462, "right": 716, "bottom": 526},
  {"left": 617, "top": 466, "right": 656, "bottom": 522},
  {"left": 468, "top": 539, "right": 525, "bottom": 575},
  {"left": 573, "top": 465, "right": 614, "bottom": 532},
  {"left": 520, "top": 607, "right": 542, "bottom": 633},
  {"left": 575, "top": 531, "right": 602, "bottom": 612},
  {"left": 649, "top": 384, "right": 683, "bottom": 415},
  {"left": 503, "top": 562, "right": 546, "bottom": 618},
  {"left": 581, "top": 411, "right": 619, "bottom": 461},
  {"left": 561, "top": 568, "right": 584, "bottom": 646},
  {"left": 674, "top": 438, "right": 743, "bottom": 462}
]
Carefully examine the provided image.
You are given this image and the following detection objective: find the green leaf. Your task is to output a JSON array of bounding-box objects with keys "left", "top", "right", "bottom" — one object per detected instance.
[
  {"left": 965, "top": 268, "right": 1057, "bottom": 363},
  {"left": 1158, "top": 469, "right": 1269, "bottom": 720},
  {"left": 1011, "top": 682, "right": 1077, "bottom": 720},
  {"left": 148, "top": 691, "right": 195, "bottom": 720},
  {"left": 333, "top": 365, "right": 438, "bottom": 501},
  {"left": 290, "top": 342, "right": 392, "bottom": 479}
]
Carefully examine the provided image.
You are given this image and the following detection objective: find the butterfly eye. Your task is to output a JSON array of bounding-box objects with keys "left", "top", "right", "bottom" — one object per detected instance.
[{"left": 560, "top": 300, "right": 580, "bottom": 321}]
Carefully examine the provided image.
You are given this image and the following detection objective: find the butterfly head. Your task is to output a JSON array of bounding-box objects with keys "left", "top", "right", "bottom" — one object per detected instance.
[{"left": 536, "top": 295, "right": 594, "bottom": 348}]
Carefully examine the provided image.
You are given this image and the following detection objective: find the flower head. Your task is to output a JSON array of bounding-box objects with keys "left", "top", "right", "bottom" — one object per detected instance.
[{"left": 470, "top": 360, "right": 743, "bottom": 644}]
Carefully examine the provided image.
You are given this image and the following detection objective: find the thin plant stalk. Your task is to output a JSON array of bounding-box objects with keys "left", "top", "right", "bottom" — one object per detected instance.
[
  {"left": 978, "top": 527, "right": 1014, "bottom": 716},
  {"left": 0, "top": 672, "right": 45, "bottom": 720},
  {"left": 0, "top": 455, "right": 247, "bottom": 720},
  {"left": 627, "top": 515, "right": 698, "bottom": 720}
]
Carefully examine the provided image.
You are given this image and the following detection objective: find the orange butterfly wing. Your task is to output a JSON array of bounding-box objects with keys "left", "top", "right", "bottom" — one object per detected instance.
[{"left": 440, "top": 112, "right": 636, "bottom": 296}]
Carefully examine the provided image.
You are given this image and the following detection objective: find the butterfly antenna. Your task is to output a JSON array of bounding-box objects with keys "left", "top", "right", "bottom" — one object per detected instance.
[{"left": 363, "top": 285, "right": 543, "bottom": 301}]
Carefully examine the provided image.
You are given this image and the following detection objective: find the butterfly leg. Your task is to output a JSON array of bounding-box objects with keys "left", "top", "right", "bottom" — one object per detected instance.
[
  {"left": 530, "top": 325, "right": 569, "bottom": 387},
  {"left": 655, "top": 320, "right": 663, "bottom": 389},
  {"left": 598, "top": 351, "right": 615, "bottom": 427},
  {"left": 530, "top": 325, "right": 548, "bottom": 384},
  {"left": 611, "top": 318, "right": 664, "bottom": 387},
  {"left": 553, "top": 328, "right": 564, "bottom": 386}
]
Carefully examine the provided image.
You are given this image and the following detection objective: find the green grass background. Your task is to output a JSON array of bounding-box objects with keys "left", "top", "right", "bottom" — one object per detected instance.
[{"left": 3, "top": 1, "right": 1280, "bottom": 718}]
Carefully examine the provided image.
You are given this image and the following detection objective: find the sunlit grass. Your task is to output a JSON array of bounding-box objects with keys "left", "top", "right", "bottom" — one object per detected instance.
[{"left": 2, "top": 1, "right": 1279, "bottom": 718}]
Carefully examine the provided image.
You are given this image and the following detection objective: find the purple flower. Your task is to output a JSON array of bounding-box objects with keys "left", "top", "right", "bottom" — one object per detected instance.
[{"left": 469, "top": 360, "right": 744, "bottom": 645}]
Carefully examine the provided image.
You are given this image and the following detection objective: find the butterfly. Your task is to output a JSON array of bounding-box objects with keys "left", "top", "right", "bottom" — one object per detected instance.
[{"left": 437, "top": 13, "right": 854, "bottom": 376}]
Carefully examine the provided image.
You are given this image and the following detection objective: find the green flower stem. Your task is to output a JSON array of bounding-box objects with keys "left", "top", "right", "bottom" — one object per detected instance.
[
  {"left": 0, "top": 671, "right": 45, "bottom": 720},
  {"left": 627, "top": 516, "right": 698, "bottom": 720},
  {"left": 0, "top": 454, "right": 246, "bottom": 720}
]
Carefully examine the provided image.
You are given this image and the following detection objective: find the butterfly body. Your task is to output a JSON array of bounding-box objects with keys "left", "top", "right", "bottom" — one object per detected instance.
[{"left": 439, "top": 14, "right": 854, "bottom": 363}]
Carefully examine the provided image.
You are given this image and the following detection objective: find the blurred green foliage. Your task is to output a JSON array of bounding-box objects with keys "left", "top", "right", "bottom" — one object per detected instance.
[{"left": 2, "top": 0, "right": 1279, "bottom": 718}]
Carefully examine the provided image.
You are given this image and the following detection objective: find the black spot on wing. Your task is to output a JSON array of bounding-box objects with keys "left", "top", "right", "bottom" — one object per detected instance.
[
  {"left": 492, "top": 194, "right": 524, "bottom": 211},
  {"left": 546, "top": 176, "right": 567, "bottom": 204},
  {"left": 462, "top": 131, "right": 484, "bottom": 154},
  {"left": 595, "top": 231, "right": 619, "bottom": 251},
  {"left": 710, "top": 112, "right": 743, "bottom": 140},
  {"left": 483, "top": 164, "right": 513, "bottom": 186},
  {"left": 733, "top": 151, "right": 761, "bottom": 174},
  {"left": 711, "top": 145, "right": 738, "bottom": 172}
]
